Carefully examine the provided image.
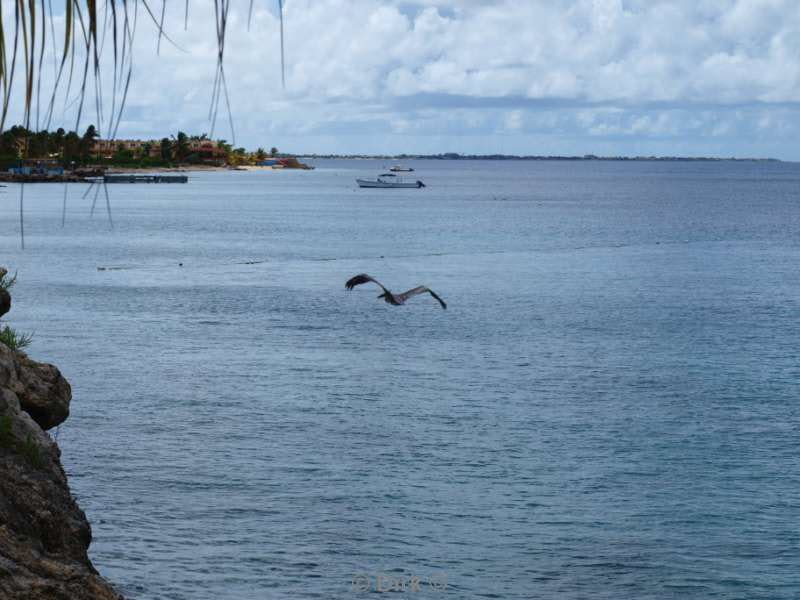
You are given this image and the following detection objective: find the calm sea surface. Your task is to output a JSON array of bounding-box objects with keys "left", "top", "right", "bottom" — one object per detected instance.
[{"left": 1, "top": 159, "right": 799, "bottom": 599}]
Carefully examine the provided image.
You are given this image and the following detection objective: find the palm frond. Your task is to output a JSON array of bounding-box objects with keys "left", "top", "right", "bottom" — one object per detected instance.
[
  {"left": 3, "top": 1, "right": 287, "bottom": 137},
  {"left": 278, "top": 0, "right": 284, "bottom": 89},
  {"left": 1, "top": 1, "right": 288, "bottom": 249}
]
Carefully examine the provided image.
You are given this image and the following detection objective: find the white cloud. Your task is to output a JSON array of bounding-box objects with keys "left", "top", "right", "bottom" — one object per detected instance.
[{"left": 4, "top": 0, "right": 800, "bottom": 157}]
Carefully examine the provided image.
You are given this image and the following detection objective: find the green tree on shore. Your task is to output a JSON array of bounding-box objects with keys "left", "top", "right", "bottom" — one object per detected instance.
[
  {"left": 216, "top": 140, "right": 232, "bottom": 163},
  {"left": 175, "top": 132, "right": 189, "bottom": 161},
  {"left": 0, "top": 123, "right": 294, "bottom": 170},
  {"left": 113, "top": 146, "right": 135, "bottom": 163},
  {"left": 63, "top": 131, "right": 81, "bottom": 162},
  {"left": 80, "top": 125, "right": 99, "bottom": 161},
  {"left": 160, "top": 138, "right": 173, "bottom": 161}
]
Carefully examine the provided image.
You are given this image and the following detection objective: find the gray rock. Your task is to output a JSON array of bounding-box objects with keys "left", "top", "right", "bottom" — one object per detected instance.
[
  {"left": 0, "top": 345, "right": 71, "bottom": 430},
  {"left": 0, "top": 343, "right": 122, "bottom": 600}
]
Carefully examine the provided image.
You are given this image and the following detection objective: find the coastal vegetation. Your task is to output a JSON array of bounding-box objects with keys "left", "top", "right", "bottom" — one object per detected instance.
[
  {"left": 0, "top": 124, "right": 293, "bottom": 170},
  {"left": 0, "top": 327, "right": 34, "bottom": 351},
  {"left": 0, "top": 403, "right": 43, "bottom": 469},
  {"left": 0, "top": 413, "right": 44, "bottom": 469},
  {"left": 0, "top": 271, "right": 32, "bottom": 351}
]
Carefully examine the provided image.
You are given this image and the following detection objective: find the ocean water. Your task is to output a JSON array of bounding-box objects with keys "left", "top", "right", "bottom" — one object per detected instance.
[{"left": 1, "top": 159, "right": 799, "bottom": 599}]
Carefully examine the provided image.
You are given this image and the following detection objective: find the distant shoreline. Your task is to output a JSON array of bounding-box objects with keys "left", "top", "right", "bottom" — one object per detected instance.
[
  {"left": 299, "top": 154, "right": 782, "bottom": 162},
  {"left": 0, "top": 156, "right": 783, "bottom": 183}
]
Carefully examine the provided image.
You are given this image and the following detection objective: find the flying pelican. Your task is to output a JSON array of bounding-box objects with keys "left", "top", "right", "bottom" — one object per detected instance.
[{"left": 345, "top": 274, "right": 447, "bottom": 309}]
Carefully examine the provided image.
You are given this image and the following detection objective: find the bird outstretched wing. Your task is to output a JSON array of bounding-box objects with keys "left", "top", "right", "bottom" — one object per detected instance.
[
  {"left": 396, "top": 286, "right": 447, "bottom": 309},
  {"left": 345, "top": 273, "right": 389, "bottom": 293}
]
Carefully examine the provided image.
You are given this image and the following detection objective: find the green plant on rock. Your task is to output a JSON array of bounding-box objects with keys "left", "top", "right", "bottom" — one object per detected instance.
[
  {"left": 19, "top": 434, "right": 45, "bottom": 469},
  {"left": 0, "top": 325, "right": 33, "bottom": 350},
  {"left": 0, "top": 414, "right": 46, "bottom": 469}
]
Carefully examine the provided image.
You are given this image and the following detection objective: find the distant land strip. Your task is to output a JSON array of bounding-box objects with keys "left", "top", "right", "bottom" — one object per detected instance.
[{"left": 299, "top": 153, "right": 781, "bottom": 162}]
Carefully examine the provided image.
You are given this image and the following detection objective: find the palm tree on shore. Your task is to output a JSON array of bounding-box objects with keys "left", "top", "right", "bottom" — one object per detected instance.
[
  {"left": 80, "top": 125, "right": 99, "bottom": 161},
  {"left": 174, "top": 132, "right": 190, "bottom": 161},
  {"left": 160, "top": 138, "right": 173, "bottom": 162}
]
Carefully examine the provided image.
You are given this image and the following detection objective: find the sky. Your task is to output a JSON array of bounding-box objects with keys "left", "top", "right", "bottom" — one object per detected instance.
[{"left": 9, "top": 0, "right": 800, "bottom": 159}]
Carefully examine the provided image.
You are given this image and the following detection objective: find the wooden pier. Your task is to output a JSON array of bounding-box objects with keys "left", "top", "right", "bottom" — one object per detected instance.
[{"left": 103, "top": 174, "right": 188, "bottom": 184}]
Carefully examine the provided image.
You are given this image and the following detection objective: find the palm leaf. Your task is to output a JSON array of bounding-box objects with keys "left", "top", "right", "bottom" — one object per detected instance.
[{"left": 0, "top": 1, "right": 288, "bottom": 248}]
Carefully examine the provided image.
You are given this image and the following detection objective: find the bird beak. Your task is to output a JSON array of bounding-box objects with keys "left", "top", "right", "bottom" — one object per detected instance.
[{"left": 377, "top": 293, "right": 385, "bottom": 298}]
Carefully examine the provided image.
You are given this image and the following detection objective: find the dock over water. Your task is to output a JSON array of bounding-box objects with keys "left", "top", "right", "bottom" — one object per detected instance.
[{"left": 103, "top": 174, "right": 188, "bottom": 184}]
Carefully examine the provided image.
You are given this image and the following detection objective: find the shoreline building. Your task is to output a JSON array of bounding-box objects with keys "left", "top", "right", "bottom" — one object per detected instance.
[{"left": 91, "top": 138, "right": 228, "bottom": 162}]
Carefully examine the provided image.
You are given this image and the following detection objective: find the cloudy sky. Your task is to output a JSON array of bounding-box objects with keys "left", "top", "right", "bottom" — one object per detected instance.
[{"left": 15, "top": 0, "right": 800, "bottom": 158}]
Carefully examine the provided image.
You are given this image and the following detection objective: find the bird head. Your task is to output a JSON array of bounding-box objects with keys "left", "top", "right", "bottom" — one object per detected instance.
[{"left": 377, "top": 292, "right": 387, "bottom": 299}]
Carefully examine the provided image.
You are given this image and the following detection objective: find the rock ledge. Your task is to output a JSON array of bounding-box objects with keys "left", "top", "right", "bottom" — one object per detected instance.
[{"left": 0, "top": 277, "right": 122, "bottom": 600}]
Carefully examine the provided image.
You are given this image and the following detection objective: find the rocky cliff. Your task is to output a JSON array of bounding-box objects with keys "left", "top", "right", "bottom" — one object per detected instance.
[{"left": 0, "top": 274, "right": 123, "bottom": 599}]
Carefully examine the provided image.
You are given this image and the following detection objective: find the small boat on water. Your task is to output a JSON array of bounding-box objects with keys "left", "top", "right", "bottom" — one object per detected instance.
[
  {"left": 389, "top": 165, "right": 414, "bottom": 172},
  {"left": 356, "top": 173, "right": 426, "bottom": 188}
]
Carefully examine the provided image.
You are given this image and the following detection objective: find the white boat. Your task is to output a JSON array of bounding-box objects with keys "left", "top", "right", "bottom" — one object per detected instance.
[
  {"left": 356, "top": 173, "right": 425, "bottom": 188},
  {"left": 389, "top": 165, "right": 414, "bottom": 172}
]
